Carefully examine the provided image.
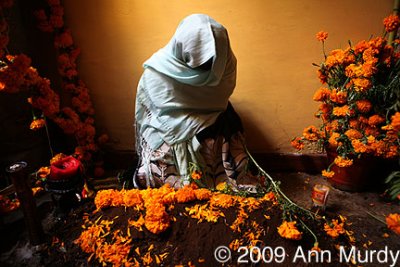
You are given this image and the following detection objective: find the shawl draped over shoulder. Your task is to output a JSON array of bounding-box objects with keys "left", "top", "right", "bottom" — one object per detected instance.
[{"left": 135, "top": 14, "right": 237, "bottom": 180}]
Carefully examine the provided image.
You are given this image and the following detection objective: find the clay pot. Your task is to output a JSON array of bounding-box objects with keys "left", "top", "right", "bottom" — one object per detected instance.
[{"left": 326, "top": 148, "right": 397, "bottom": 192}]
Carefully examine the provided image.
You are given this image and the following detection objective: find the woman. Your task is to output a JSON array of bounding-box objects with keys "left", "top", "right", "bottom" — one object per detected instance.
[{"left": 134, "top": 14, "right": 259, "bottom": 190}]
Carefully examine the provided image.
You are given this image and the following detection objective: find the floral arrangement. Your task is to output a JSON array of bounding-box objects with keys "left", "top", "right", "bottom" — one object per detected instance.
[
  {"left": 0, "top": 0, "right": 108, "bottom": 177},
  {"left": 292, "top": 14, "right": 400, "bottom": 179}
]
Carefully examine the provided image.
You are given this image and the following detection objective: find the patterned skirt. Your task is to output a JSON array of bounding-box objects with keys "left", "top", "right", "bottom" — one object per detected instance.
[{"left": 133, "top": 103, "right": 260, "bottom": 190}]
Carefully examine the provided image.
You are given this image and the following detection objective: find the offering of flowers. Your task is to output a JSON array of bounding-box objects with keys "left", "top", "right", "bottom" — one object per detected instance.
[{"left": 292, "top": 14, "right": 400, "bottom": 181}]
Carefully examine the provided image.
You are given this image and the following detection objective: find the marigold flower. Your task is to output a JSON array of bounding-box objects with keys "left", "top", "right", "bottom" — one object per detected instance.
[
  {"left": 355, "top": 100, "right": 372, "bottom": 113},
  {"left": 191, "top": 170, "right": 202, "bottom": 180},
  {"left": 351, "top": 139, "right": 368, "bottom": 154},
  {"left": 386, "top": 213, "right": 400, "bottom": 235},
  {"left": 334, "top": 156, "right": 353, "bottom": 167},
  {"left": 194, "top": 188, "right": 212, "bottom": 201},
  {"left": 368, "top": 114, "right": 385, "bottom": 126},
  {"left": 29, "top": 118, "right": 46, "bottom": 130},
  {"left": 330, "top": 89, "right": 347, "bottom": 104},
  {"left": 316, "top": 31, "right": 328, "bottom": 42},
  {"left": 291, "top": 137, "right": 304, "bottom": 150},
  {"left": 383, "top": 14, "right": 400, "bottom": 33},
  {"left": 324, "top": 219, "right": 346, "bottom": 238},
  {"left": 352, "top": 77, "right": 372, "bottom": 92},
  {"left": 175, "top": 186, "right": 197, "bottom": 203},
  {"left": 216, "top": 182, "right": 227, "bottom": 191},
  {"left": 328, "top": 132, "right": 340, "bottom": 148},
  {"left": 322, "top": 169, "right": 335, "bottom": 178},
  {"left": 123, "top": 189, "right": 143, "bottom": 207},
  {"left": 332, "top": 105, "right": 353, "bottom": 117},
  {"left": 344, "top": 129, "right": 363, "bottom": 140},
  {"left": 313, "top": 87, "right": 330, "bottom": 101},
  {"left": 277, "top": 221, "right": 302, "bottom": 240},
  {"left": 49, "top": 153, "right": 67, "bottom": 165},
  {"left": 144, "top": 203, "right": 170, "bottom": 234},
  {"left": 390, "top": 112, "right": 400, "bottom": 131},
  {"left": 37, "top": 166, "right": 50, "bottom": 178},
  {"left": 302, "top": 125, "right": 320, "bottom": 141}
]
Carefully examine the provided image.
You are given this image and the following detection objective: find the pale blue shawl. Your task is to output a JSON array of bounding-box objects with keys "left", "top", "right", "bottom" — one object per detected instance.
[{"left": 135, "top": 14, "right": 237, "bottom": 185}]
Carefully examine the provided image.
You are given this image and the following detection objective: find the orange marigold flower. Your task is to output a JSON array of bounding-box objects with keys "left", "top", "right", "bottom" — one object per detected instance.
[
  {"left": 385, "top": 213, "right": 400, "bottom": 235},
  {"left": 191, "top": 170, "right": 202, "bottom": 180},
  {"left": 383, "top": 14, "right": 400, "bottom": 33},
  {"left": 330, "top": 89, "right": 347, "bottom": 104},
  {"left": 123, "top": 189, "right": 143, "bottom": 207},
  {"left": 368, "top": 114, "right": 385, "bottom": 126},
  {"left": 210, "top": 193, "right": 236, "bottom": 209},
  {"left": 332, "top": 105, "right": 353, "bottom": 117},
  {"left": 194, "top": 188, "right": 212, "bottom": 201},
  {"left": 351, "top": 139, "right": 368, "bottom": 154},
  {"left": 334, "top": 156, "right": 353, "bottom": 167},
  {"left": 313, "top": 87, "right": 330, "bottom": 101},
  {"left": 365, "top": 126, "right": 380, "bottom": 137},
  {"left": 277, "top": 221, "right": 302, "bottom": 240},
  {"left": 30, "top": 118, "right": 46, "bottom": 130},
  {"left": 325, "top": 49, "right": 347, "bottom": 68},
  {"left": 317, "top": 69, "right": 327, "bottom": 84},
  {"left": 37, "top": 166, "right": 50, "bottom": 178},
  {"left": 344, "top": 129, "right": 363, "bottom": 140},
  {"left": 216, "top": 182, "right": 227, "bottom": 191},
  {"left": 324, "top": 219, "right": 346, "bottom": 238},
  {"left": 316, "top": 31, "right": 328, "bottom": 42},
  {"left": 94, "top": 189, "right": 122, "bottom": 209},
  {"left": 145, "top": 203, "right": 170, "bottom": 234},
  {"left": 302, "top": 125, "right": 320, "bottom": 141},
  {"left": 322, "top": 169, "right": 335, "bottom": 178},
  {"left": 328, "top": 132, "right": 340, "bottom": 148},
  {"left": 352, "top": 77, "right": 372, "bottom": 92},
  {"left": 291, "top": 137, "right": 304, "bottom": 150},
  {"left": 355, "top": 100, "right": 372, "bottom": 113},
  {"left": 175, "top": 186, "right": 197, "bottom": 203},
  {"left": 390, "top": 112, "right": 400, "bottom": 131}
]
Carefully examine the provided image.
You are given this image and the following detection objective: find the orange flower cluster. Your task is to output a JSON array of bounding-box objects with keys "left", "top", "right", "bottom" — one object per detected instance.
[
  {"left": 0, "top": 0, "right": 12, "bottom": 57},
  {"left": 293, "top": 16, "right": 400, "bottom": 178},
  {"left": 386, "top": 213, "right": 400, "bottom": 235},
  {"left": 0, "top": 194, "right": 20, "bottom": 214},
  {"left": 33, "top": 0, "right": 64, "bottom": 32},
  {"left": 324, "top": 217, "right": 346, "bottom": 238},
  {"left": 383, "top": 14, "right": 400, "bottom": 33},
  {"left": 277, "top": 221, "right": 302, "bottom": 240}
]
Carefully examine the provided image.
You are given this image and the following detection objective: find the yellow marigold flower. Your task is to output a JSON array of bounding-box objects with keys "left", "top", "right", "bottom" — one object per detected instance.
[
  {"left": 322, "top": 169, "right": 335, "bottom": 178},
  {"left": 334, "top": 156, "right": 353, "bottom": 167},
  {"left": 355, "top": 99, "right": 372, "bottom": 113},
  {"left": 383, "top": 14, "right": 400, "bottom": 33},
  {"left": 315, "top": 31, "right": 328, "bottom": 42},
  {"left": 386, "top": 213, "right": 400, "bottom": 235},
  {"left": 30, "top": 118, "right": 46, "bottom": 131},
  {"left": 313, "top": 87, "right": 330, "bottom": 101},
  {"left": 191, "top": 170, "right": 202, "bottom": 180},
  {"left": 277, "top": 221, "right": 302, "bottom": 240},
  {"left": 368, "top": 114, "right": 385, "bottom": 126},
  {"left": 344, "top": 129, "right": 363, "bottom": 140},
  {"left": 216, "top": 182, "right": 227, "bottom": 191}
]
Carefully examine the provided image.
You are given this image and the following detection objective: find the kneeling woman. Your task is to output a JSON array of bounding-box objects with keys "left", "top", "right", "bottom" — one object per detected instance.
[{"left": 134, "top": 14, "right": 259, "bottom": 190}]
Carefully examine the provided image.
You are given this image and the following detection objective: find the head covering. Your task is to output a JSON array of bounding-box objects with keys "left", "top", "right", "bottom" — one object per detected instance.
[
  {"left": 135, "top": 14, "right": 237, "bottom": 151},
  {"left": 143, "top": 13, "right": 230, "bottom": 86}
]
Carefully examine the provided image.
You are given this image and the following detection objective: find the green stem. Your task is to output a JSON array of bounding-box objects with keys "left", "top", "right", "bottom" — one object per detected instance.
[
  {"left": 298, "top": 218, "right": 318, "bottom": 245},
  {"left": 245, "top": 146, "right": 315, "bottom": 218},
  {"left": 44, "top": 117, "right": 54, "bottom": 157}
]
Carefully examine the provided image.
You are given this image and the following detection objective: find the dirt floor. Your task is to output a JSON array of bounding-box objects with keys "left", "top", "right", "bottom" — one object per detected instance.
[{"left": 0, "top": 171, "right": 399, "bottom": 267}]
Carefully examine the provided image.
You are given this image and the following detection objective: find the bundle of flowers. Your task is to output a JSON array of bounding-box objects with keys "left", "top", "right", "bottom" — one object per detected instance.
[{"left": 292, "top": 14, "right": 400, "bottom": 178}]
